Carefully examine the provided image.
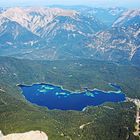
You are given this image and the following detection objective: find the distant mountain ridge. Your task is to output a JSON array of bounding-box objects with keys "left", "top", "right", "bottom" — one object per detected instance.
[{"left": 0, "top": 6, "right": 139, "bottom": 65}]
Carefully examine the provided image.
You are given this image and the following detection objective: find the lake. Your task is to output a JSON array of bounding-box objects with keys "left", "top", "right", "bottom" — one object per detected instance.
[{"left": 19, "top": 83, "right": 126, "bottom": 111}]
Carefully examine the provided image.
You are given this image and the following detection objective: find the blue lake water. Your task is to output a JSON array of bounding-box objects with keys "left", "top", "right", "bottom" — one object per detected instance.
[{"left": 19, "top": 83, "right": 126, "bottom": 111}]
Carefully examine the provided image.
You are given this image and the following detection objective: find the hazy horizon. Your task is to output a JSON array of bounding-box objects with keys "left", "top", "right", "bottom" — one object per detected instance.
[{"left": 0, "top": 0, "right": 140, "bottom": 8}]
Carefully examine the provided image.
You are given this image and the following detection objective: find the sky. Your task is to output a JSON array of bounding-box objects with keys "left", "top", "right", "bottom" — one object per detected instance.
[{"left": 0, "top": 0, "right": 140, "bottom": 8}]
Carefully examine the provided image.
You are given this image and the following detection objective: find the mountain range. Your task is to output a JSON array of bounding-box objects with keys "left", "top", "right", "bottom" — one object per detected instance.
[
  {"left": 0, "top": 6, "right": 139, "bottom": 65},
  {"left": 0, "top": 6, "right": 140, "bottom": 140}
]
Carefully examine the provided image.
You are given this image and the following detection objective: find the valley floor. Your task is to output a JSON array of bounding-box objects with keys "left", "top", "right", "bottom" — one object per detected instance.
[{"left": 0, "top": 57, "right": 140, "bottom": 140}]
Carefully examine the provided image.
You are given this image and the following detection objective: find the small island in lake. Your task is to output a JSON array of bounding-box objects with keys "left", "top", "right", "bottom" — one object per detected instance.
[{"left": 19, "top": 83, "right": 126, "bottom": 111}]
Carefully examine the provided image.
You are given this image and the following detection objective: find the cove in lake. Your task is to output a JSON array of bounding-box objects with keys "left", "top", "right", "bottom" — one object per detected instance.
[{"left": 19, "top": 83, "right": 126, "bottom": 111}]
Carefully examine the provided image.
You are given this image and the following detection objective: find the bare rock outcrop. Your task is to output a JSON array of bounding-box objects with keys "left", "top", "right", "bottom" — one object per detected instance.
[{"left": 0, "top": 130, "right": 48, "bottom": 140}]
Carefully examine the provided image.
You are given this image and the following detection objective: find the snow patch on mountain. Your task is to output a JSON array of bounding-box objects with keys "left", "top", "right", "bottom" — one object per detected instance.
[
  {"left": 113, "top": 9, "right": 140, "bottom": 27},
  {"left": 0, "top": 7, "right": 78, "bottom": 35}
]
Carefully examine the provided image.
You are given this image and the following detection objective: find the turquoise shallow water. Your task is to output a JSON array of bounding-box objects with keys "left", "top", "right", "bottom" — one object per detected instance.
[{"left": 19, "top": 83, "right": 126, "bottom": 111}]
